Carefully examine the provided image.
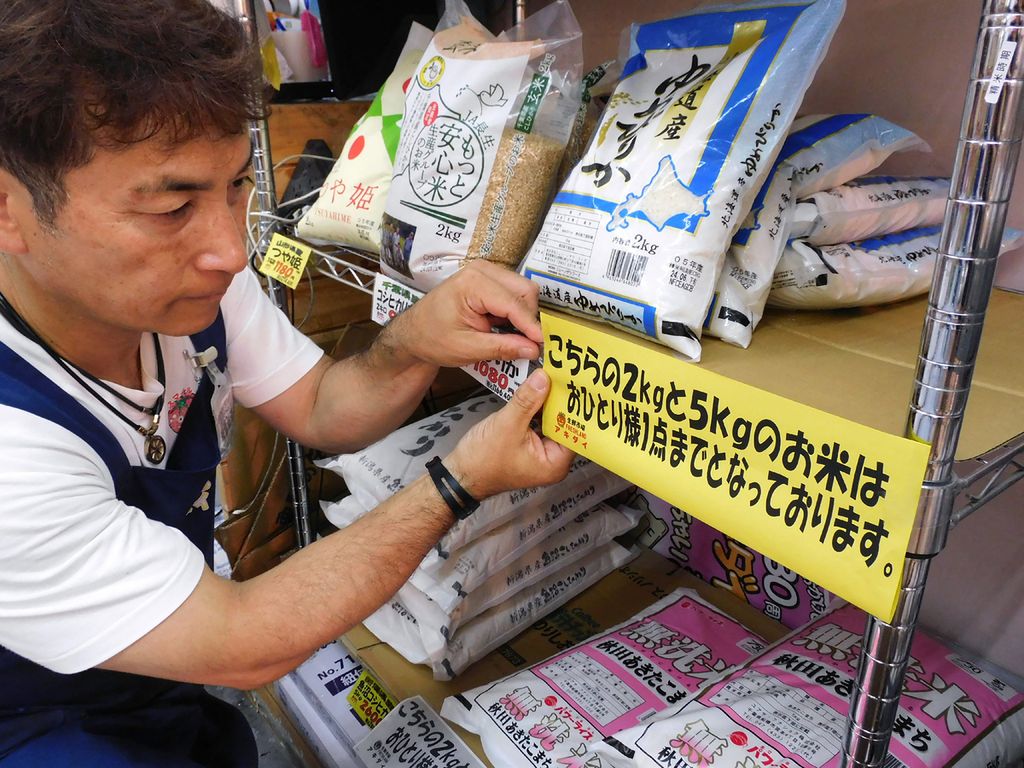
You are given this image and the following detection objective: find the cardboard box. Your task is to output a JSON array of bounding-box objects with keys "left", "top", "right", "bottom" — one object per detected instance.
[
  {"left": 700, "top": 289, "right": 1024, "bottom": 460},
  {"left": 288, "top": 642, "right": 372, "bottom": 748},
  {"left": 274, "top": 675, "right": 361, "bottom": 768}
]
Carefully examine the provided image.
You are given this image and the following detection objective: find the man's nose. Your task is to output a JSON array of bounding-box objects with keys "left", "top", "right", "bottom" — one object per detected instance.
[{"left": 196, "top": 204, "right": 249, "bottom": 275}]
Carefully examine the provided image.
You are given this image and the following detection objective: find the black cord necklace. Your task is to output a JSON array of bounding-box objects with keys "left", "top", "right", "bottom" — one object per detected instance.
[{"left": 0, "top": 290, "right": 168, "bottom": 464}]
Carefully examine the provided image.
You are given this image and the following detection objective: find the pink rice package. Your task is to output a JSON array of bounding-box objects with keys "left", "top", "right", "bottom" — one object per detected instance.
[
  {"left": 594, "top": 603, "right": 1024, "bottom": 768},
  {"left": 441, "top": 589, "right": 768, "bottom": 768},
  {"left": 625, "top": 488, "right": 833, "bottom": 628}
]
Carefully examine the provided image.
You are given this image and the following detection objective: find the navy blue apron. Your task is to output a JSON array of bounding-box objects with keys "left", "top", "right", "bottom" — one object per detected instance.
[{"left": 0, "top": 316, "right": 257, "bottom": 767}]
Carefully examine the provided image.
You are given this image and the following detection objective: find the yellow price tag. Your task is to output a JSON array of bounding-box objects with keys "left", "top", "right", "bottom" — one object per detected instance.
[
  {"left": 540, "top": 310, "right": 930, "bottom": 622},
  {"left": 346, "top": 670, "right": 397, "bottom": 728},
  {"left": 258, "top": 233, "right": 310, "bottom": 290}
]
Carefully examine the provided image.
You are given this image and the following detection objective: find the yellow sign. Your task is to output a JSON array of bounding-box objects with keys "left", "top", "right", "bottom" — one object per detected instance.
[
  {"left": 346, "top": 669, "right": 397, "bottom": 728},
  {"left": 258, "top": 233, "right": 310, "bottom": 290},
  {"left": 540, "top": 310, "right": 929, "bottom": 621}
]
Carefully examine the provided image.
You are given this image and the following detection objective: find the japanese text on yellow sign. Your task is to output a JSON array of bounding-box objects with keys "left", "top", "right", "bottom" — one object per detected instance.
[
  {"left": 346, "top": 670, "right": 397, "bottom": 728},
  {"left": 540, "top": 311, "right": 930, "bottom": 621},
  {"left": 257, "top": 233, "right": 311, "bottom": 290}
]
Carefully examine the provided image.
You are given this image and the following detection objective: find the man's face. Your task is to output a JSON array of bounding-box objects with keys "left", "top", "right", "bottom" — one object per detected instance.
[{"left": 8, "top": 132, "right": 252, "bottom": 339}]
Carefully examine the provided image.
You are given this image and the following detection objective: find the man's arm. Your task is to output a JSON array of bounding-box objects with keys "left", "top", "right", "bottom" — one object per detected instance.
[
  {"left": 99, "top": 371, "right": 573, "bottom": 688},
  {"left": 254, "top": 261, "right": 545, "bottom": 454}
]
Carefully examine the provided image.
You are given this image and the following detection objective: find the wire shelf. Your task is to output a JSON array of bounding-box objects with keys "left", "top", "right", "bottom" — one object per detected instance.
[
  {"left": 311, "top": 243, "right": 381, "bottom": 296},
  {"left": 952, "top": 434, "right": 1024, "bottom": 525}
]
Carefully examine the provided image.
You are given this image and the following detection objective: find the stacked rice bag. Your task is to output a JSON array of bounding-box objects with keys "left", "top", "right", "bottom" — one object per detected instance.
[
  {"left": 590, "top": 602, "right": 1024, "bottom": 768},
  {"left": 705, "top": 113, "right": 932, "bottom": 347},
  {"left": 317, "top": 395, "right": 638, "bottom": 679},
  {"left": 442, "top": 588, "right": 770, "bottom": 768}
]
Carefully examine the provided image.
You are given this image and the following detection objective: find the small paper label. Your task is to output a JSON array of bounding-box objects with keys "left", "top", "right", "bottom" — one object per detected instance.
[
  {"left": 354, "top": 695, "right": 486, "bottom": 767},
  {"left": 371, "top": 273, "right": 536, "bottom": 401},
  {"left": 372, "top": 273, "right": 421, "bottom": 325},
  {"left": 258, "top": 233, "right": 311, "bottom": 289},
  {"left": 986, "top": 40, "right": 1017, "bottom": 104},
  {"left": 345, "top": 669, "right": 397, "bottom": 728}
]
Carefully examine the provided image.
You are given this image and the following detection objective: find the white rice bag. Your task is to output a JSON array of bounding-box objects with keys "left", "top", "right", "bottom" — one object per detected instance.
[
  {"left": 399, "top": 503, "right": 642, "bottom": 659},
  {"left": 706, "top": 115, "right": 929, "bottom": 348},
  {"left": 769, "top": 227, "right": 1024, "bottom": 310},
  {"left": 317, "top": 395, "right": 624, "bottom": 551},
  {"left": 442, "top": 589, "right": 768, "bottom": 768},
  {"left": 790, "top": 175, "right": 950, "bottom": 245},
  {"left": 411, "top": 499, "right": 642, "bottom": 613},
  {"left": 380, "top": 0, "right": 583, "bottom": 289},
  {"left": 434, "top": 542, "right": 638, "bottom": 679},
  {"left": 521, "top": 0, "right": 844, "bottom": 360},
  {"left": 788, "top": 113, "right": 929, "bottom": 198},
  {"left": 592, "top": 603, "right": 1024, "bottom": 768},
  {"left": 296, "top": 23, "right": 432, "bottom": 251},
  {"left": 363, "top": 597, "right": 431, "bottom": 666}
]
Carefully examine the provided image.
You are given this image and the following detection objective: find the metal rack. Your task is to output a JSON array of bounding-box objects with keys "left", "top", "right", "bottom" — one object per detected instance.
[
  {"left": 238, "top": 1, "right": 1024, "bottom": 765},
  {"left": 235, "top": 0, "right": 313, "bottom": 548},
  {"left": 843, "top": 3, "right": 1024, "bottom": 765}
]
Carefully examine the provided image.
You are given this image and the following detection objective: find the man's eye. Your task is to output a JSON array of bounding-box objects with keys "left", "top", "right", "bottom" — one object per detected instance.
[
  {"left": 161, "top": 202, "right": 192, "bottom": 218},
  {"left": 232, "top": 176, "right": 252, "bottom": 189}
]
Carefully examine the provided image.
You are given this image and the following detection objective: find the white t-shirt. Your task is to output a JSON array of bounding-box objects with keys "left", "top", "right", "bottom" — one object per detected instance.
[{"left": 0, "top": 267, "right": 323, "bottom": 674}]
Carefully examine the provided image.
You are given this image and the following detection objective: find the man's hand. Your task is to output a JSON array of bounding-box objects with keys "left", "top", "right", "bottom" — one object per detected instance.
[
  {"left": 385, "top": 261, "right": 543, "bottom": 368},
  {"left": 445, "top": 369, "right": 575, "bottom": 501}
]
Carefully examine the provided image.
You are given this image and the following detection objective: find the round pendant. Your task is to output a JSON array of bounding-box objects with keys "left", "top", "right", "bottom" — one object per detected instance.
[{"left": 145, "top": 434, "right": 167, "bottom": 464}]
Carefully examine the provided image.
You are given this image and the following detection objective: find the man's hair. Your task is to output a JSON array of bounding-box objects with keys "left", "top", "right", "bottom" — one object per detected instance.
[{"left": 0, "top": 0, "right": 268, "bottom": 225}]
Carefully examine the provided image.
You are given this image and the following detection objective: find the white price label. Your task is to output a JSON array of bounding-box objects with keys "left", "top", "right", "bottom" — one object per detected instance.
[{"left": 354, "top": 695, "right": 485, "bottom": 768}]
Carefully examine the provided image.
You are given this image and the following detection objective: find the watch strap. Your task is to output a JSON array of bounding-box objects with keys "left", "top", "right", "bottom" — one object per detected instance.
[{"left": 425, "top": 456, "right": 480, "bottom": 520}]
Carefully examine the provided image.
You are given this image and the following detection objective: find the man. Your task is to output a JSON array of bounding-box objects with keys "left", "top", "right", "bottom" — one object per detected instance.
[{"left": 0, "top": 0, "right": 574, "bottom": 764}]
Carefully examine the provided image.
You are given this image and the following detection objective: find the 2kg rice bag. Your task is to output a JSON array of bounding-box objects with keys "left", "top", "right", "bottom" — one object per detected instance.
[
  {"left": 520, "top": 0, "right": 844, "bottom": 361},
  {"left": 769, "top": 227, "right": 1024, "bottom": 310},
  {"left": 789, "top": 175, "right": 950, "bottom": 245},
  {"left": 706, "top": 115, "right": 929, "bottom": 348},
  {"left": 296, "top": 23, "right": 432, "bottom": 251},
  {"left": 433, "top": 541, "right": 638, "bottom": 679},
  {"left": 316, "top": 394, "right": 629, "bottom": 553},
  {"left": 592, "top": 603, "right": 1024, "bottom": 768},
  {"left": 625, "top": 487, "right": 832, "bottom": 629},
  {"left": 441, "top": 589, "right": 768, "bottom": 768},
  {"left": 398, "top": 503, "right": 642, "bottom": 659},
  {"left": 411, "top": 499, "right": 642, "bottom": 613},
  {"left": 366, "top": 541, "right": 638, "bottom": 679},
  {"left": 380, "top": 0, "right": 583, "bottom": 290},
  {"left": 787, "top": 114, "right": 929, "bottom": 198}
]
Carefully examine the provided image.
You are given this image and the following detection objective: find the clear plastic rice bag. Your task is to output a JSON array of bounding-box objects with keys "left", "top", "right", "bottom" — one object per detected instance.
[{"left": 521, "top": 0, "right": 845, "bottom": 360}]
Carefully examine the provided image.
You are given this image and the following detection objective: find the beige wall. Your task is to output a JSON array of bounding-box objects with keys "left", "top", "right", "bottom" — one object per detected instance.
[{"left": 529, "top": 0, "right": 1024, "bottom": 673}]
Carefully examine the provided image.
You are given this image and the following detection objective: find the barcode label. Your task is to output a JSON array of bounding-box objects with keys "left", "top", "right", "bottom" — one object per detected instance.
[
  {"left": 605, "top": 249, "right": 648, "bottom": 286},
  {"left": 883, "top": 753, "right": 910, "bottom": 768}
]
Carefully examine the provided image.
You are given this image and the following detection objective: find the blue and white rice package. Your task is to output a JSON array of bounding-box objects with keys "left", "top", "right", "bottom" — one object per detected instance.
[
  {"left": 787, "top": 113, "right": 928, "bottom": 197},
  {"left": 790, "top": 175, "right": 950, "bottom": 245},
  {"left": 768, "top": 226, "right": 1024, "bottom": 309},
  {"left": 706, "top": 115, "right": 929, "bottom": 347},
  {"left": 521, "top": 0, "right": 844, "bottom": 360}
]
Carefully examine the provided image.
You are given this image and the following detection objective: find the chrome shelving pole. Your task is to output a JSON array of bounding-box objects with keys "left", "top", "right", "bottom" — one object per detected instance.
[
  {"left": 232, "top": 0, "right": 313, "bottom": 549},
  {"left": 841, "top": 3, "right": 1024, "bottom": 766}
]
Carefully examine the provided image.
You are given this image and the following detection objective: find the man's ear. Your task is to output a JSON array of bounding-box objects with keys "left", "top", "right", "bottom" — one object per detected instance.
[{"left": 0, "top": 170, "right": 31, "bottom": 255}]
